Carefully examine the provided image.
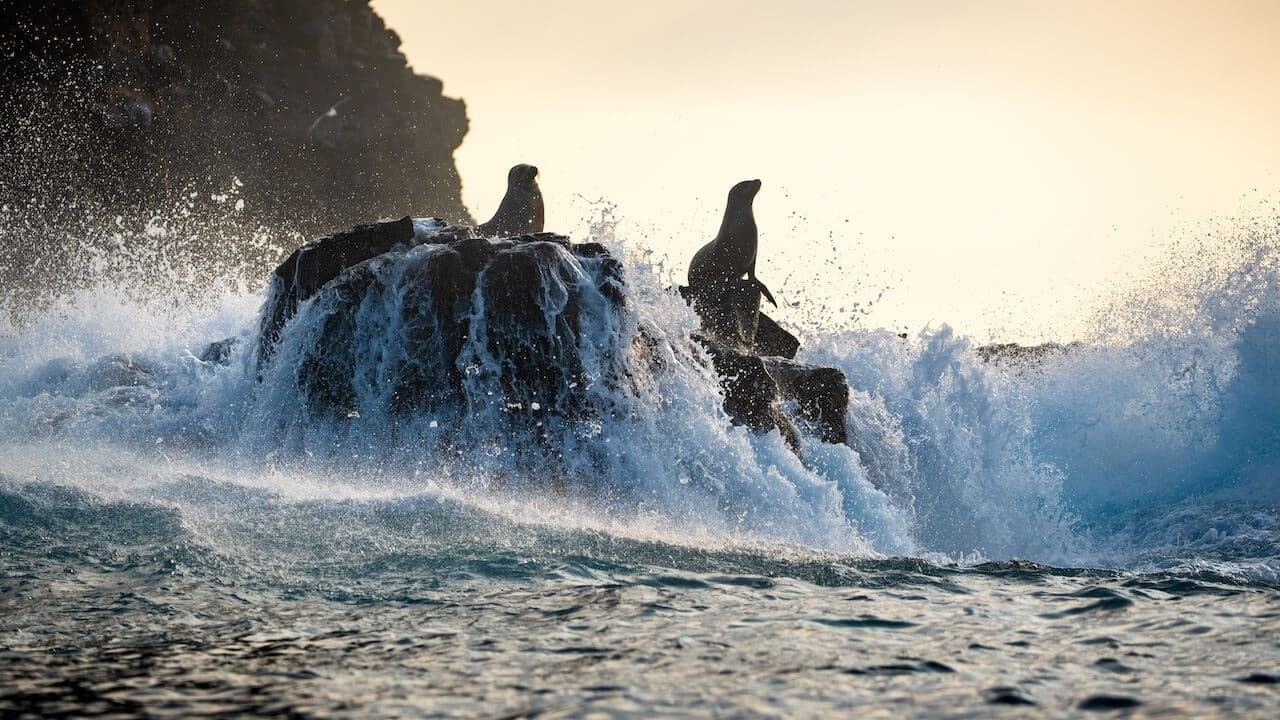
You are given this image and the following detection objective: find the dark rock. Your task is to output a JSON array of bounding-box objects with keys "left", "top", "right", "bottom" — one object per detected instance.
[
  {"left": 698, "top": 337, "right": 783, "bottom": 433},
  {"left": 677, "top": 284, "right": 798, "bottom": 358},
  {"left": 574, "top": 242, "right": 626, "bottom": 307},
  {"left": 571, "top": 242, "right": 610, "bottom": 258},
  {"left": 259, "top": 217, "right": 842, "bottom": 458},
  {"left": 678, "top": 283, "right": 847, "bottom": 450},
  {"left": 762, "top": 358, "right": 849, "bottom": 445},
  {"left": 2, "top": 0, "right": 472, "bottom": 289},
  {"left": 256, "top": 216, "right": 415, "bottom": 367},
  {"left": 755, "top": 311, "right": 800, "bottom": 359},
  {"left": 198, "top": 337, "right": 239, "bottom": 365},
  {"left": 389, "top": 246, "right": 473, "bottom": 413},
  {"left": 449, "top": 236, "right": 500, "bottom": 272},
  {"left": 480, "top": 242, "right": 592, "bottom": 416},
  {"left": 697, "top": 337, "right": 800, "bottom": 451},
  {"left": 296, "top": 262, "right": 380, "bottom": 414},
  {"left": 270, "top": 227, "right": 627, "bottom": 424}
]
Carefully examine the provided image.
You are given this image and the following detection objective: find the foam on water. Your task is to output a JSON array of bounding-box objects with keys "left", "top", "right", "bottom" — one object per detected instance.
[{"left": 1, "top": 209, "right": 1278, "bottom": 585}]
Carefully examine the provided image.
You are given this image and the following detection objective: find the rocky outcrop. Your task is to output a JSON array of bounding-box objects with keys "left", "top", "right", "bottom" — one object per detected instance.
[
  {"left": 1, "top": 0, "right": 470, "bottom": 239},
  {"left": 694, "top": 337, "right": 851, "bottom": 453},
  {"left": 678, "top": 283, "right": 852, "bottom": 451},
  {"left": 252, "top": 217, "right": 848, "bottom": 457},
  {"left": 256, "top": 216, "right": 419, "bottom": 368},
  {"left": 254, "top": 218, "right": 627, "bottom": 422}
]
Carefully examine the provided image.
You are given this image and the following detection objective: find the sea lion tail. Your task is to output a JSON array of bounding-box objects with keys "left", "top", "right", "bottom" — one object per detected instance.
[{"left": 752, "top": 277, "right": 777, "bottom": 307}]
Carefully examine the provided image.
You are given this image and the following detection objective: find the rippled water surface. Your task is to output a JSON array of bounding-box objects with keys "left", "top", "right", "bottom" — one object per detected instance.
[{"left": 2, "top": 475, "right": 1278, "bottom": 718}]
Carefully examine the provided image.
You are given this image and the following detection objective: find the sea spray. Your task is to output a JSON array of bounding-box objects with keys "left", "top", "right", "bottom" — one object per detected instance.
[{"left": 1, "top": 209, "right": 1278, "bottom": 579}]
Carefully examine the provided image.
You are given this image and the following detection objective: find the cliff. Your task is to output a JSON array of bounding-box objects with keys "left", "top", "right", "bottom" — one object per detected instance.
[{"left": 1, "top": 0, "right": 471, "bottom": 268}]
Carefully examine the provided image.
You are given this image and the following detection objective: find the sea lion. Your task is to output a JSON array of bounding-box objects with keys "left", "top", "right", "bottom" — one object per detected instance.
[
  {"left": 688, "top": 179, "right": 776, "bottom": 306},
  {"left": 476, "top": 164, "right": 544, "bottom": 238}
]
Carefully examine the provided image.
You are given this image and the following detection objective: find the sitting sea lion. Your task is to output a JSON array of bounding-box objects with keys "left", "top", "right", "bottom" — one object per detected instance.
[
  {"left": 688, "top": 179, "right": 776, "bottom": 306},
  {"left": 477, "top": 164, "right": 544, "bottom": 238}
]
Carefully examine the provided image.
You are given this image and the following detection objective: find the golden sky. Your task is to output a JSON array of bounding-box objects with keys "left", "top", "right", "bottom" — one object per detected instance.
[{"left": 373, "top": 0, "right": 1280, "bottom": 341}]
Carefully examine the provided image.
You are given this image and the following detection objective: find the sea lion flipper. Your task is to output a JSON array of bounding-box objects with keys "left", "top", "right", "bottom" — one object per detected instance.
[{"left": 753, "top": 276, "right": 777, "bottom": 307}]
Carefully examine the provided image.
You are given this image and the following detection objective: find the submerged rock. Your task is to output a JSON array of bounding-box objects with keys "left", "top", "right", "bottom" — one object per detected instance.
[{"left": 198, "top": 337, "right": 239, "bottom": 365}]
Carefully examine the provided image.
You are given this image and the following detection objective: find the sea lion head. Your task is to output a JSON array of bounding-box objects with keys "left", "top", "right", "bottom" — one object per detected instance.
[
  {"left": 508, "top": 163, "right": 539, "bottom": 188},
  {"left": 728, "top": 178, "right": 761, "bottom": 205}
]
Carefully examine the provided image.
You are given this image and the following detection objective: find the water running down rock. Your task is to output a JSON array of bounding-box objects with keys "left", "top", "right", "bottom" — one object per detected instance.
[{"left": 248, "top": 216, "right": 849, "bottom": 458}]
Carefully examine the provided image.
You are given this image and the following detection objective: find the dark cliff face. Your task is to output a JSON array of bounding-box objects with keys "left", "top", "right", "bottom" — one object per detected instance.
[{"left": 1, "top": 0, "right": 471, "bottom": 238}]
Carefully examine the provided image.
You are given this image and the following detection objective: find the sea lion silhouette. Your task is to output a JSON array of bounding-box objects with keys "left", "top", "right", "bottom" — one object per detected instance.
[
  {"left": 476, "top": 164, "right": 544, "bottom": 238},
  {"left": 688, "top": 179, "right": 776, "bottom": 306}
]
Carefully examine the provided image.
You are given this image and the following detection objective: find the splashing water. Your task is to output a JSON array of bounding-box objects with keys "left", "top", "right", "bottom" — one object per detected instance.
[
  {"left": 3, "top": 204, "right": 1280, "bottom": 717},
  {"left": 2, "top": 204, "right": 1278, "bottom": 586}
]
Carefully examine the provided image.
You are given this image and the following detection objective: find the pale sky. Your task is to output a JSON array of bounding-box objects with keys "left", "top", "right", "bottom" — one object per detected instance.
[{"left": 373, "top": 0, "right": 1280, "bottom": 341}]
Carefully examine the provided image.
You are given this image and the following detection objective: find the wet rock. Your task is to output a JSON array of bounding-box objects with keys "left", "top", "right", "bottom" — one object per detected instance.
[
  {"left": 698, "top": 337, "right": 790, "bottom": 438},
  {"left": 679, "top": 284, "right": 847, "bottom": 450},
  {"left": 762, "top": 358, "right": 849, "bottom": 445},
  {"left": 755, "top": 312, "right": 800, "bottom": 359},
  {"left": 273, "top": 224, "right": 625, "bottom": 422},
  {"left": 389, "top": 246, "right": 473, "bottom": 413},
  {"left": 198, "top": 337, "right": 239, "bottom": 365},
  {"left": 479, "top": 241, "right": 592, "bottom": 416},
  {"left": 256, "top": 216, "right": 416, "bottom": 367},
  {"left": 261, "top": 218, "right": 839, "bottom": 458},
  {"left": 296, "top": 263, "right": 380, "bottom": 414}
]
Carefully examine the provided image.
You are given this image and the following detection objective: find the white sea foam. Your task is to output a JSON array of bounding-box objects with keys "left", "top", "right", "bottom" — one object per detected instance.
[{"left": 1, "top": 209, "right": 1277, "bottom": 581}]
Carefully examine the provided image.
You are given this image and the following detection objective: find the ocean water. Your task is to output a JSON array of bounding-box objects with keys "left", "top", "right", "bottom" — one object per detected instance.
[{"left": 1, "top": 212, "right": 1278, "bottom": 717}]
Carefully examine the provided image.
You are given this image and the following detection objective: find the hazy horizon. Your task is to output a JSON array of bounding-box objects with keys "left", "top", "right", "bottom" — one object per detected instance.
[{"left": 374, "top": 0, "right": 1280, "bottom": 342}]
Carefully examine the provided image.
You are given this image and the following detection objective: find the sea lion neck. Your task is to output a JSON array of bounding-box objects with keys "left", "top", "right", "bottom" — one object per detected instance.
[{"left": 717, "top": 179, "right": 760, "bottom": 249}]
